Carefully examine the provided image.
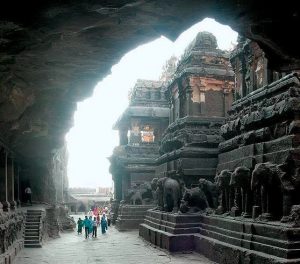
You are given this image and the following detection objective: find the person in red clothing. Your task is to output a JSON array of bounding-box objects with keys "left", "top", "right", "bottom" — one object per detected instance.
[{"left": 96, "top": 213, "right": 100, "bottom": 227}]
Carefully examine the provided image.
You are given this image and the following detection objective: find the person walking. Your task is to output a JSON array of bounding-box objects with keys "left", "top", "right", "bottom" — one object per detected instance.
[
  {"left": 92, "top": 217, "right": 97, "bottom": 238},
  {"left": 83, "top": 216, "right": 91, "bottom": 239},
  {"left": 24, "top": 186, "right": 32, "bottom": 205},
  {"left": 100, "top": 213, "right": 108, "bottom": 234},
  {"left": 96, "top": 213, "right": 100, "bottom": 227},
  {"left": 88, "top": 216, "right": 93, "bottom": 237},
  {"left": 77, "top": 218, "right": 84, "bottom": 235}
]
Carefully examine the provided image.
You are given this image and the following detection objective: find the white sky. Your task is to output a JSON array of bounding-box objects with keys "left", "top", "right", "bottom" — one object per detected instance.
[{"left": 66, "top": 18, "right": 238, "bottom": 188}]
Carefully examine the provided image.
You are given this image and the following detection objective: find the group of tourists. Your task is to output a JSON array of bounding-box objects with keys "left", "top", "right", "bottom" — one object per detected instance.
[{"left": 77, "top": 205, "right": 111, "bottom": 239}]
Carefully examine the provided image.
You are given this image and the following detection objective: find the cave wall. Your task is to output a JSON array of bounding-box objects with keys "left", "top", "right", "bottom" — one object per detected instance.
[{"left": 19, "top": 144, "right": 68, "bottom": 205}]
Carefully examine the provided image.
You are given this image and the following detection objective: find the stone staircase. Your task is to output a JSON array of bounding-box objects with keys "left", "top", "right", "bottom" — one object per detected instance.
[
  {"left": 116, "top": 204, "right": 154, "bottom": 231},
  {"left": 24, "top": 210, "right": 42, "bottom": 248}
]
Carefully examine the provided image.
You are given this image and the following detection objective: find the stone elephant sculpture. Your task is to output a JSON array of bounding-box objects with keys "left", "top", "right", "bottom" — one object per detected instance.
[
  {"left": 230, "top": 166, "right": 252, "bottom": 217},
  {"left": 251, "top": 162, "right": 294, "bottom": 221},
  {"left": 123, "top": 182, "right": 153, "bottom": 205},
  {"left": 198, "top": 178, "right": 218, "bottom": 208},
  {"left": 179, "top": 186, "right": 209, "bottom": 213},
  {"left": 157, "top": 177, "right": 181, "bottom": 213},
  {"left": 215, "top": 170, "right": 232, "bottom": 214},
  {"left": 129, "top": 189, "right": 143, "bottom": 205}
]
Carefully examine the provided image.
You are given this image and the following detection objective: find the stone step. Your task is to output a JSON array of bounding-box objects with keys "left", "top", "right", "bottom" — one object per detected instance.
[
  {"left": 24, "top": 243, "right": 42, "bottom": 248},
  {"left": 25, "top": 231, "right": 39, "bottom": 236},
  {"left": 25, "top": 226, "right": 39, "bottom": 230},
  {"left": 24, "top": 237, "right": 40, "bottom": 244},
  {"left": 24, "top": 210, "right": 43, "bottom": 248},
  {"left": 26, "top": 219, "right": 41, "bottom": 222},
  {"left": 26, "top": 214, "right": 42, "bottom": 217},
  {"left": 24, "top": 235, "right": 39, "bottom": 240},
  {"left": 26, "top": 212, "right": 42, "bottom": 216},
  {"left": 25, "top": 223, "right": 40, "bottom": 227},
  {"left": 117, "top": 214, "right": 145, "bottom": 219}
]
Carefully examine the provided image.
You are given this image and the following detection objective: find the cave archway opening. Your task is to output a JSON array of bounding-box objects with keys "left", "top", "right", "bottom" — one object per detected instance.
[{"left": 65, "top": 17, "right": 238, "bottom": 198}]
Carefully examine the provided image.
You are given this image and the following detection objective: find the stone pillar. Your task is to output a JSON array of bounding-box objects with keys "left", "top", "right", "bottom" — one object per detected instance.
[
  {"left": 0, "top": 151, "right": 4, "bottom": 212},
  {"left": 122, "top": 173, "right": 131, "bottom": 200},
  {"left": 7, "top": 156, "right": 16, "bottom": 210},
  {"left": 3, "top": 152, "right": 10, "bottom": 211},
  {"left": 169, "top": 105, "right": 173, "bottom": 124},
  {"left": 119, "top": 129, "right": 128, "bottom": 146},
  {"left": 115, "top": 173, "right": 122, "bottom": 201},
  {"left": 186, "top": 85, "right": 193, "bottom": 116},
  {"left": 17, "top": 166, "right": 21, "bottom": 207}
]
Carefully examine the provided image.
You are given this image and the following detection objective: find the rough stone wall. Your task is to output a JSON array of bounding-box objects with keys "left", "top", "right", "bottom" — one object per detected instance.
[
  {"left": 20, "top": 163, "right": 56, "bottom": 204},
  {"left": 51, "top": 145, "right": 69, "bottom": 204},
  {"left": 190, "top": 76, "right": 234, "bottom": 118},
  {"left": 43, "top": 207, "right": 59, "bottom": 239},
  {"left": 0, "top": 211, "right": 24, "bottom": 261},
  {"left": 19, "top": 143, "right": 68, "bottom": 205}
]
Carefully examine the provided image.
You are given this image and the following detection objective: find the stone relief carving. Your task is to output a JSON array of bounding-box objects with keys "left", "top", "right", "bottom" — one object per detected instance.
[{"left": 122, "top": 182, "right": 153, "bottom": 205}]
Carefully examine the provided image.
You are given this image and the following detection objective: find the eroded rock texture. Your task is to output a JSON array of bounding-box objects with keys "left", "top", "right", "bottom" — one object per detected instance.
[{"left": 0, "top": 211, "right": 24, "bottom": 261}]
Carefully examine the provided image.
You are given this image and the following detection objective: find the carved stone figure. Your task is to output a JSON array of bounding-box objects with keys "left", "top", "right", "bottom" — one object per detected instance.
[
  {"left": 198, "top": 178, "right": 218, "bottom": 208},
  {"left": 284, "top": 205, "right": 300, "bottom": 227},
  {"left": 179, "top": 186, "right": 209, "bottom": 213},
  {"left": 215, "top": 170, "right": 232, "bottom": 214},
  {"left": 123, "top": 182, "right": 153, "bottom": 205},
  {"left": 230, "top": 166, "right": 252, "bottom": 217},
  {"left": 251, "top": 162, "right": 295, "bottom": 221},
  {"left": 151, "top": 178, "right": 158, "bottom": 204},
  {"left": 157, "top": 177, "right": 181, "bottom": 212},
  {"left": 129, "top": 188, "right": 143, "bottom": 205}
]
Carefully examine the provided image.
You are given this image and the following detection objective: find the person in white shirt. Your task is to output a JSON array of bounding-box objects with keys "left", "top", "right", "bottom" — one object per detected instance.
[
  {"left": 24, "top": 186, "right": 32, "bottom": 205},
  {"left": 92, "top": 217, "right": 98, "bottom": 238}
]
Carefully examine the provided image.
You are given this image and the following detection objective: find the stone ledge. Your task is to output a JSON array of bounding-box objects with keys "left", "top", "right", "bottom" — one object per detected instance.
[{"left": 139, "top": 210, "right": 300, "bottom": 263}]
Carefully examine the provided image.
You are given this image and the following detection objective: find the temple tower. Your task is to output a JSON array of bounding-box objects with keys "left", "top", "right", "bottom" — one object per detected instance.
[
  {"left": 109, "top": 79, "right": 169, "bottom": 229},
  {"left": 156, "top": 31, "right": 235, "bottom": 186}
]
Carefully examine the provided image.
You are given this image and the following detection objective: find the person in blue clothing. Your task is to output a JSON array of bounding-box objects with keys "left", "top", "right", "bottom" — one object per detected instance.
[
  {"left": 100, "top": 213, "right": 108, "bottom": 234},
  {"left": 83, "top": 216, "right": 92, "bottom": 239}
]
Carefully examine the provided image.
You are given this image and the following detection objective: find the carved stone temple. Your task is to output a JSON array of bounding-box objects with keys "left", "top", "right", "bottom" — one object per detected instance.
[
  {"left": 156, "top": 31, "right": 235, "bottom": 188},
  {"left": 109, "top": 79, "right": 169, "bottom": 230},
  {"left": 138, "top": 35, "right": 300, "bottom": 264}
]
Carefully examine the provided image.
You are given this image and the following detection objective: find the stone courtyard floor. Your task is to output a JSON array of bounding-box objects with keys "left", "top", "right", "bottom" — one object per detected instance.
[{"left": 15, "top": 215, "right": 214, "bottom": 264}]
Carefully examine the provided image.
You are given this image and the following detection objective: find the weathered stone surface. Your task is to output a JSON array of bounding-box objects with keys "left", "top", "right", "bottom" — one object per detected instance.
[
  {"left": 116, "top": 204, "right": 153, "bottom": 230},
  {"left": 140, "top": 210, "right": 300, "bottom": 263},
  {"left": 0, "top": 211, "right": 24, "bottom": 262}
]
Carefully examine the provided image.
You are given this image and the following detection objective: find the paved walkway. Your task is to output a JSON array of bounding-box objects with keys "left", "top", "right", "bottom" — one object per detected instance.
[{"left": 15, "top": 215, "right": 214, "bottom": 264}]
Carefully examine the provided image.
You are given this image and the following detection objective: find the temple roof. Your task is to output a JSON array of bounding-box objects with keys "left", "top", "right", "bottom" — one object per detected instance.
[
  {"left": 128, "top": 79, "right": 165, "bottom": 105},
  {"left": 184, "top": 31, "right": 218, "bottom": 54},
  {"left": 164, "top": 31, "right": 234, "bottom": 89},
  {"left": 113, "top": 106, "right": 169, "bottom": 129}
]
